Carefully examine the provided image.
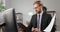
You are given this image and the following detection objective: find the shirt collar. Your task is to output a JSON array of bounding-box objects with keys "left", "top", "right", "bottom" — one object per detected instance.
[{"left": 37, "top": 11, "right": 43, "bottom": 16}]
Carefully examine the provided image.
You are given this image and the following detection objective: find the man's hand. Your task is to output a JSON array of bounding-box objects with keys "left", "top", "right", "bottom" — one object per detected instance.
[{"left": 32, "top": 28, "right": 41, "bottom": 32}]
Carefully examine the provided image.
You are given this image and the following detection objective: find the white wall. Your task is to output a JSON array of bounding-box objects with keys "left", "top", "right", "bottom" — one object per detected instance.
[
  {"left": 5, "top": 0, "right": 11, "bottom": 9},
  {"left": 5, "top": 0, "right": 60, "bottom": 31},
  {"left": 10, "top": 0, "right": 35, "bottom": 27}
]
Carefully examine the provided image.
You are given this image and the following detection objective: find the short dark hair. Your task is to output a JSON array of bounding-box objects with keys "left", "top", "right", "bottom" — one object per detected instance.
[
  {"left": 33, "top": 1, "right": 43, "bottom": 6},
  {"left": 43, "top": 6, "right": 47, "bottom": 13}
]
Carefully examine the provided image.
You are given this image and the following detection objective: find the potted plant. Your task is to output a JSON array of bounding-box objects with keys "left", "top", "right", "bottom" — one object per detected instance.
[{"left": 0, "top": 0, "right": 5, "bottom": 12}]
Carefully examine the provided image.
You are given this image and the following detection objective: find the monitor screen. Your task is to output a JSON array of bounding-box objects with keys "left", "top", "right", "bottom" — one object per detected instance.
[{"left": 3, "top": 8, "right": 18, "bottom": 32}]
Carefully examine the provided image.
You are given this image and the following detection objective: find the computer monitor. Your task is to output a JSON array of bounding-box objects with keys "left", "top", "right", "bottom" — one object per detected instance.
[{"left": 3, "top": 8, "right": 18, "bottom": 32}]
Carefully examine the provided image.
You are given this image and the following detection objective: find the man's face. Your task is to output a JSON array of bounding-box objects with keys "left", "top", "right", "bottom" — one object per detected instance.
[{"left": 33, "top": 4, "right": 42, "bottom": 14}]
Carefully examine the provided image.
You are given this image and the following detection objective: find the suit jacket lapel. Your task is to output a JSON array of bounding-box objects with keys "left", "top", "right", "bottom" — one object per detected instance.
[
  {"left": 35, "top": 14, "right": 37, "bottom": 28},
  {"left": 41, "top": 12, "right": 46, "bottom": 30},
  {"left": 33, "top": 14, "right": 37, "bottom": 28}
]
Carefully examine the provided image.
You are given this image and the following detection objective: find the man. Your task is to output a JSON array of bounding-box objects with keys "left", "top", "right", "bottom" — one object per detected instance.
[{"left": 28, "top": 1, "right": 56, "bottom": 32}]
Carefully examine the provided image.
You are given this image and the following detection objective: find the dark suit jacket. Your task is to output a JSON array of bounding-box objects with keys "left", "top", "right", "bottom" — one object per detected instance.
[{"left": 28, "top": 12, "right": 56, "bottom": 32}]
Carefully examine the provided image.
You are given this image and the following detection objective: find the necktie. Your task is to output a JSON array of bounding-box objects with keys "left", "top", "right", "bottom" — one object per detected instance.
[{"left": 37, "top": 15, "right": 40, "bottom": 29}]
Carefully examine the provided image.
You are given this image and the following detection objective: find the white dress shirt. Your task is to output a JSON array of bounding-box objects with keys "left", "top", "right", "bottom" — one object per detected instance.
[{"left": 37, "top": 11, "right": 43, "bottom": 30}]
